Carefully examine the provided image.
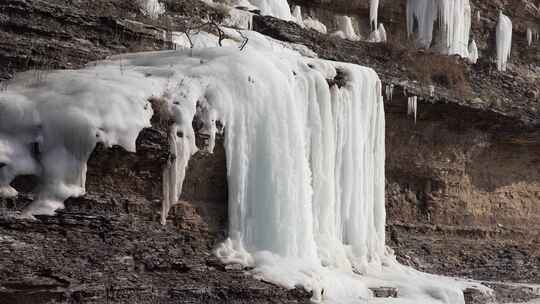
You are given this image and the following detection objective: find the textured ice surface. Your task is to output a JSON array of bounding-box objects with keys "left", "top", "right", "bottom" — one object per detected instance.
[
  {"left": 0, "top": 66, "right": 156, "bottom": 215},
  {"left": 468, "top": 40, "right": 478, "bottom": 64},
  {"left": 496, "top": 11, "right": 512, "bottom": 71},
  {"left": 1, "top": 22, "right": 491, "bottom": 303},
  {"left": 137, "top": 0, "right": 165, "bottom": 19},
  {"left": 333, "top": 16, "right": 361, "bottom": 41},
  {"left": 407, "top": 0, "right": 472, "bottom": 58}
]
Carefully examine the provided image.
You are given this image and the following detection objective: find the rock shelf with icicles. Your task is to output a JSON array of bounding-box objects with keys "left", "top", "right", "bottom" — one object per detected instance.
[{"left": 0, "top": 23, "right": 492, "bottom": 304}]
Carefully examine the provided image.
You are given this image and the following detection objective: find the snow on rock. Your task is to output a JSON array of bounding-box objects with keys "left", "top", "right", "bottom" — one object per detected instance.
[
  {"left": 468, "top": 40, "right": 478, "bottom": 64},
  {"left": 496, "top": 11, "right": 512, "bottom": 71},
  {"left": 407, "top": 0, "right": 472, "bottom": 58},
  {"left": 332, "top": 16, "right": 361, "bottom": 41},
  {"left": 137, "top": 0, "right": 165, "bottom": 19}
]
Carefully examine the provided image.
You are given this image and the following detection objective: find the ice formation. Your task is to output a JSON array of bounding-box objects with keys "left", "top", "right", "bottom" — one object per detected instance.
[
  {"left": 429, "top": 85, "right": 435, "bottom": 97},
  {"left": 408, "top": 96, "right": 418, "bottom": 123},
  {"left": 333, "top": 16, "right": 361, "bottom": 41},
  {"left": 1, "top": 23, "right": 491, "bottom": 303},
  {"left": 468, "top": 40, "right": 478, "bottom": 64},
  {"left": 138, "top": 0, "right": 165, "bottom": 19},
  {"left": 527, "top": 28, "right": 533, "bottom": 47},
  {"left": 370, "top": 0, "right": 380, "bottom": 30},
  {"left": 496, "top": 11, "right": 512, "bottom": 71},
  {"left": 291, "top": 5, "right": 328, "bottom": 34},
  {"left": 476, "top": 10, "right": 481, "bottom": 23},
  {"left": 0, "top": 67, "right": 155, "bottom": 215},
  {"left": 369, "top": 23, "right": 387, "bottom": 43},
  {"left": 406, "top": 0, "right": 472, "bottom": 58},
  {"left": 292, "top": 5, "right": 303, "bottom": 24},
  {"left": 304, "top": 17, "right": 328, "bottom": 34},
  {"left": 248, "top": 0, "right": 293, "bottom": 20},
  {"left": 385, "top": 84, "right": 394, "bottom": 101}
]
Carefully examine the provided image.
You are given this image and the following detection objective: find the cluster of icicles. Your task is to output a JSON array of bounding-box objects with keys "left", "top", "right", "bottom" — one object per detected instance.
[
  {"left": 406, "top": 0, "right": 519, "bottom": 71},
  {"left": 223, "top": 0, "right": 524, "bottom": 72}
]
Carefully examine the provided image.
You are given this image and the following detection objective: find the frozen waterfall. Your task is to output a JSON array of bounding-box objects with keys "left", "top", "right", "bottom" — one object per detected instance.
[{"left": 0, "top": 26, "right": 491, "bottom": 303}]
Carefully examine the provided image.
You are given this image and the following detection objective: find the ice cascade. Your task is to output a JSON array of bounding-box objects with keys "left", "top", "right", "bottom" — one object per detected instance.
[{"left": 1, "top": 27, "right": 491, "bottom": 303}]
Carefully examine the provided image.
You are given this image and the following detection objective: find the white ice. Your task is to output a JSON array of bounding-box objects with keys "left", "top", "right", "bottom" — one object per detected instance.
[
  {"left": 248, "top": 0, "right": 293, "bottom": 20},
  {"left": 137, "top": 0, "right": 165, "bottom": 19},
  {"left": 0, "top": 66, "right": 156, "bottom": 215},
  {"left": 407, "top": 96, "right": 418, "bottom": 123},
  {"left": 496, "top": 11, "right": 512, "bottom": 71},
  {"left": 370, "top": 0, "right": 380, "bottom": 30},
  {"left": 292, "top": 5, "right": 328, "bottom": 34},
  {"left": 407, "top": 0, "right": 472, "bottom": 58},
  {"left": 468, "top": 40, "right": 478, "bottom": 64},
  {"left": 332, "top": 16, "right": 361, "bottom": 41},
  {"left": 1, "top": 23, "right": 492, "bottom": 303}
]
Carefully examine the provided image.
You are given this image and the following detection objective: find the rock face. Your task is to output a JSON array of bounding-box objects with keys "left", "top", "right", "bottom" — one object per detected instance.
[{"left": 1, "top": 0, "right": 539, "bottom": 303}]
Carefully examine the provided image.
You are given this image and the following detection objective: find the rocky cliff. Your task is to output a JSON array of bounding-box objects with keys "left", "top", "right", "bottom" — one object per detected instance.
[{"left": 0, "top": 0, "right": 539, "bottom": 303}]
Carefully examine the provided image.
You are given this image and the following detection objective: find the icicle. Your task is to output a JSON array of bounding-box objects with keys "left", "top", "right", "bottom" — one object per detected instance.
[
  {"left": 407, "top": 96, "right": 418, "bottom": 123},
  {"left": 527, "top": 28, "right": 533, "bottom": 47},
  {"left": 476, "top": 10, "right": 481, "bottom": 23},
  {"left": 370, "top": 0, "right": 380, "bottom": 30},
  {"left": 385, "top": 84, "right": 394, "bottom": 101},
  {"left": 496, "top": 11, "right": 512, "bottom": 71},
  {"left": 378, "top": 23, "right": 387, "bottom": 42},
  {"left": 370, "top": 23, "right": 387, "bottom": 43},
  {"left": 248, "top": 0, "right": 293, "bottom": 20},
  {"left": 429, "top": 85, "right": 435, "bottom": 97},
  {"left": 292, "top": 5, "right": 303, "bottom": 26},
  {"left": 468, "top": 40, "right": 478, "bottom": 64}
]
